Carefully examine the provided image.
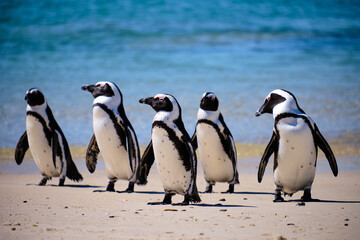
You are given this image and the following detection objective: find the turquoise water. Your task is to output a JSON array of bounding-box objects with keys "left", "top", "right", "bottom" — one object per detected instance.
[{"left": 1, "top": 0, "right": 360, "bottom": 147}]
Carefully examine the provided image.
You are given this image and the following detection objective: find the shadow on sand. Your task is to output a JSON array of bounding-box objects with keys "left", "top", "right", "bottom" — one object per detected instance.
[
  {"left": 195, "top": 203, "right": 256, "bottom": 208},
  {"left": 287, "top": 199, "right": 360, "bottom": 204},
  {"left": 199, "top": 191, "right": 274, "bottom": 195},
  {"left": 26, "top": 183, "right": 102, "bottom": 188},
  {"left": 92, "top": 190, "right": 164, "bottom": 194},
  {"left": 228, "top": 191, "right": 274, "bottom": 195}
]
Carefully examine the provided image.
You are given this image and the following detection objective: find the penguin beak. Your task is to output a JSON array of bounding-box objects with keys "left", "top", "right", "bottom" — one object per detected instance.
[
  {"left": 81, "top": 84, "right": 96, "bottom": 93},
  {"left": 255, "top": 102, "right": 267, "bottom": 117},
  {"left": 255, "top": 111, "right": 262, "bottom": 117},
  {"left": 255, "top": 106, "right": 264, "bottom": 117},
  {"left": 139, "top": 97, "right": 154, "bottom": 106}
]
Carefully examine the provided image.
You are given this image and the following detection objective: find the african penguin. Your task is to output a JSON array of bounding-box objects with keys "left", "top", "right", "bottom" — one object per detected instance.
[
  {"left": 192, "top": 92, "right": 239, "bottom": 193},
  {"left": 15, "top": 88, "right": 83, "bottom": 186},
  {"left": 255, "top": 89, "right": 338, "bottom": 202},
  {"left": 139, "top": 94, "right": 201, "bottom": 205},
  {"left": 82, "top": 81, "right": 140, "bottom": 192}
]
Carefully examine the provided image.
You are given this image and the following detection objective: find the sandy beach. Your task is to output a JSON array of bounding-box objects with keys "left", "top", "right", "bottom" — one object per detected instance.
[
  {"left": 2, "top": 1, "right": 359, "bottom": 239},
  {"left": 1, "top": 152, "right": 359, "bottom": 240}
]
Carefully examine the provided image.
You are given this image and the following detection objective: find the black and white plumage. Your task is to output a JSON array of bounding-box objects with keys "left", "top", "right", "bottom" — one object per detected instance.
[
  {"left": 192, "top": 92, "right": 239, "bottom": 193},
  {"left": 256, "top": 89, "right": 338, "bottom": 202},
  {"left": 15, "top": 88, "right": 83, "bottom": 186},
  {"left": 139, "top": 94, "right": 201, "bottom": 205},
  {"left": 82, "top": 81, "right": 140, "bottom": 192}
]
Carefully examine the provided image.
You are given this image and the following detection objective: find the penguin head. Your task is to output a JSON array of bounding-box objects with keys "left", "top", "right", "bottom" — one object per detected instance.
[
  {"left": 139, "top": 94, "right": 181, "bottom": 121},
  {"left": 200, "top": 92, "right": 219, "bottom": 111},
  {"left": 82, "top": 81, "right": 123, "bottom": 107},
  {"left": 25, "top": 88, "right": 46, "bottom": 107},
  {"left": 256, "top": 89, "right": 305, "bottom": 117}
]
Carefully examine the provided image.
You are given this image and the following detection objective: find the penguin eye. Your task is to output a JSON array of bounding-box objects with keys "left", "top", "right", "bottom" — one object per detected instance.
[{"left": 159, "top": 98, "right": 164, "bottom": 102}]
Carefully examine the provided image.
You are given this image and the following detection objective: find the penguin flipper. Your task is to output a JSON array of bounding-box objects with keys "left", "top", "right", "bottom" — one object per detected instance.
[
  {"left": 227, "top": 134, "right": 239, "bottom": 184},
  {"left": 125, "top": 126, "right": 140, "bottom": 179},
  {"left": 314, "top": 124, "right": 338, "bottom": 177},
  {"left": 51, "top": 130, "right": 60, "bottom": 168},
  {"left": 85, "top": 134, "right": 100, "bottom": 173},
  {"left": 185, "top": 139, "right": 201, "bottom": 203},
  {"left": 62, "top": 134, "right": 83, "bottom": 182},
  {"left": 137, "top": 140, "right": 155, "bottom": 185},
  {"left": 258, "top": 131, "right": 277, "bottom": 183},
  {"left": 219, "top": 114, "right": 239, "bottom": 184},
  {"left": 15, "top": 131, "right": 29, "bottom": 165}
]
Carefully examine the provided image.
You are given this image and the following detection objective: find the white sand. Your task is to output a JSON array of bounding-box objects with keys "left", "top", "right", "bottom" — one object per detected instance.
[{"left": 1, "top": 165, "right": 359, "bottom": 240}]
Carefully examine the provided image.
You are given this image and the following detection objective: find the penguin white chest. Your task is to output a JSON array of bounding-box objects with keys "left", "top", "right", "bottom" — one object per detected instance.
[
  {"left": 275, "top": 117, "right": 316, "bottom": 194},
  {"left": 26, "top": 115, "right": 61, "bottom": 177},
  {"left": 196, "top": 123, "right": 233, "bottom": 183},
  {"left": 93, "top": 107, "right": 131, "bottom": 180},
  {"left": 152, "top": 126, "right": 191, "bottom": 194}
]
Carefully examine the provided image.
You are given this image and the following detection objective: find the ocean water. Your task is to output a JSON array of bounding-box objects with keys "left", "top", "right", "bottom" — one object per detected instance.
[{"left": 1, "top": 0, "right": 360, "bottom": 148}]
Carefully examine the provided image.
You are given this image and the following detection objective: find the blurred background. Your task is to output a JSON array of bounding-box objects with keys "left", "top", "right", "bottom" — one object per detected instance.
[{"left": 1, "top": 0, "right": 359, "bottom": 148}]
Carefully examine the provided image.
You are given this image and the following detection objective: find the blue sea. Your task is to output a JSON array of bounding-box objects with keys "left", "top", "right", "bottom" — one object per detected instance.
[{"left": 1, "top": 0, "right": 360, "bottom": 148}]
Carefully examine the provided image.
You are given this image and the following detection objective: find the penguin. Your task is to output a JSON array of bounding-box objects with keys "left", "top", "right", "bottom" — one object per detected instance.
[
  {"left": 81, "top": 81, "right": 140, "bottom": 192},
  {"left": 15, "top": 88, "right": 83, "bottom": 186},
  {"left": 192, "top": 92, "right": 239, "bottom": 193},
  {"left": 255, "top": 89, "right": 338, "bottom": 202},
  {"left": 138, "top": 94, "right": 201, "bottom": 205}
]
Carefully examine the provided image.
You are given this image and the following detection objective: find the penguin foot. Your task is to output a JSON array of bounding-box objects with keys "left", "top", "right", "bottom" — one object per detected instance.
[
  {"left": 172, "top": 194, "right": 190, "bottom": 206},
  {"left": 58, "top": 178, "right": 65, "bottom": 186},
  {"left": 38, "top": 178, "right": 47, "bottom": 186},
  {"left": 273, "top": 196, "right": 285, "bottom": 202},
  {"left": 204, "top": 185, "right": 213, "bottom": 193},
  {"left": 125, "top": 188, "right": 134, "bottom": 193},
  {"left": 125, "top": 182, "right": 135, "bottom": 193},
  {"left": 147, "top": 201, "right": 171, "bottom": 205},
  {"left": 172, "top": 201, "right": 189, "bottom": 206},
  {"left": 148, "top": 193, "right": 173, "bottom": 205},
  {"left": 106, "top": 182, "right": 115, "bottom": 192},
  {"left": 300, "top": 197, "right": 320, "bottom": 202},
  {"left": 273, "top": 190, "right": 284, "bottom": 202},
  {"left": 222, "top": 184, "right": 235, "bottom": 194},
  {"left": 301, "top": 190, "right": 319, "bottom": 202}
]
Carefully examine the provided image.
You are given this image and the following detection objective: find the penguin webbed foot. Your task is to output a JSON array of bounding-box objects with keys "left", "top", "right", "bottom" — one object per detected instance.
[
  {"left": 222, "top": 184, "right": 235, "bottom": 194},
  {"left": 38, "top": 177, "right": 48, "bottom": 186},
  {"left": 204, "top": 184, "right": 213, "bottom": 193},
  {"left": 106, "top": 181, "right": 116, "bottom": 192},
  {"left": 172, "top": 201, "right": 189, "bottom": 206},
  {"left": 148, "top": 192, "right": 174, "bottom": 205},
  {"left": 300, "top": 189, "right": 319, "bottom": 202},
  {"left": 125, "top": 182, "right": 135, "bottom": 193},
  {"left": 172, "top": 194, "right": 190, "bottom": 206},
  {"left": 58, "top": 178, "right": 65, "bottom": 186},
  {"left": 147, "top": 201, "right": 171, "bottom": 205},
  {"left": 148, "top": 192, "right": 173, "bottom": 205},
  {"left": 273, "top": 190, "right": 285, "bottom": 202},
  {"left": 273, "top": 196, "right": 285, "bottom": 202}
]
